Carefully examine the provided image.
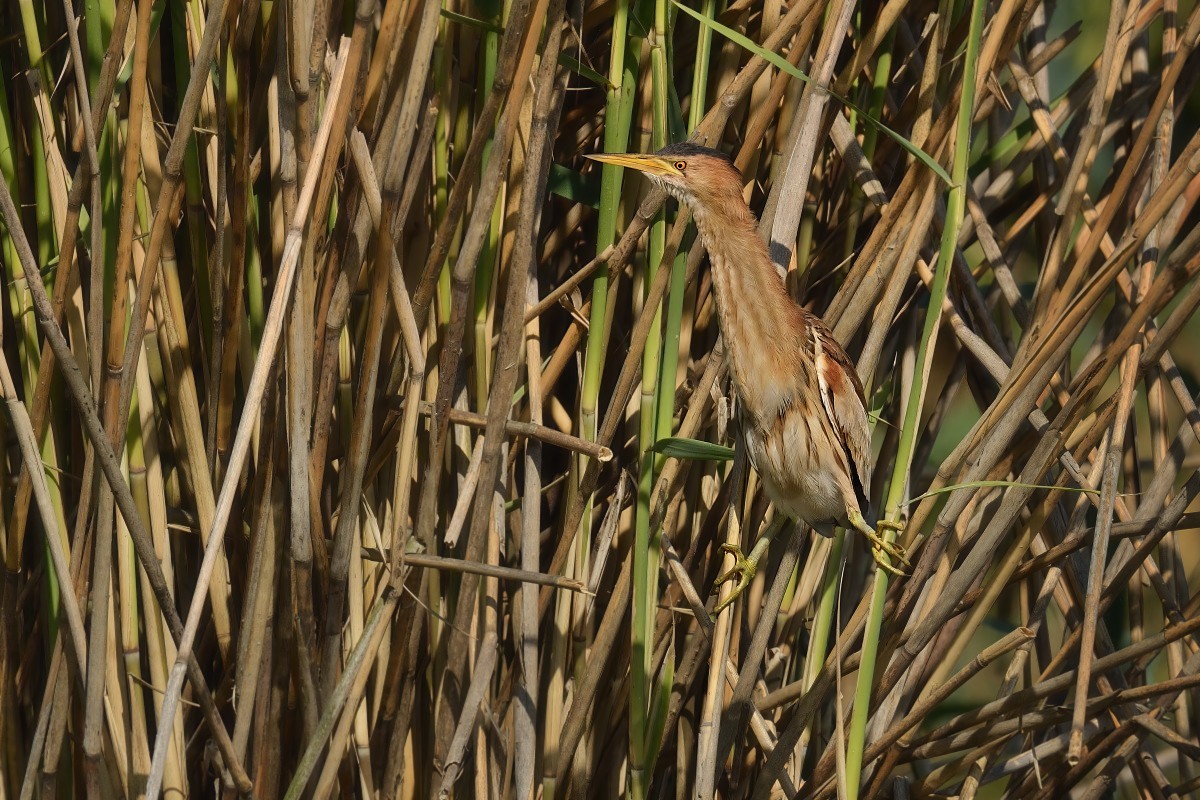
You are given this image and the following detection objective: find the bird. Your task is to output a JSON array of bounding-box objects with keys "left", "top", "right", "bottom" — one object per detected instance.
[{"left": 586, "top": 143, "right": 908, "bottom": 613}]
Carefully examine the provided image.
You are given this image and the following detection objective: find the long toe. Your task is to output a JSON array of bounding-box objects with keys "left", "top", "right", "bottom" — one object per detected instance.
[
  {"left": 713, "top": 575, "right": 751, "bottom": 614},
  {"left": 863, "top": 526, "right": 910, "bottom": 566},
  {"left": 882, "top": 539, "right": 911, "bottom": 566},
  {"left": 715, "top": 543, "right": 746, "bottom": 585},
  {"left": 713, "top": 551, "right": 758, "bottom": 613},
  {"left": 871, "top": 547, "right": 908, "bottom": 577}
]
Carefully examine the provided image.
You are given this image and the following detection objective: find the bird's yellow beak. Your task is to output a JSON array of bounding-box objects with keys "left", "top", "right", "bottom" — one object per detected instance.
[{"left": 585, "top": 152, "right": 680, "bottom": 178}]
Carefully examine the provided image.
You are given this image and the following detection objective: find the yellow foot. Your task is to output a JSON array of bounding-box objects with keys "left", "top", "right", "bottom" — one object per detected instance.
[
  {"left": 868, "top": 521, "right": 910, "bottom": 575},
  {"left": 713, "top": 543, "right": 759, "bottom": 614},
  {"left": 848, "top": 512, "right": 911, "bottom": 576}
]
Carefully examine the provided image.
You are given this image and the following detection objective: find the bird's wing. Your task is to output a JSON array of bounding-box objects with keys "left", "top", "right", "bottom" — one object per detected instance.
[{"left": 808, "top": 317, "right": 873, "bottom": 506}]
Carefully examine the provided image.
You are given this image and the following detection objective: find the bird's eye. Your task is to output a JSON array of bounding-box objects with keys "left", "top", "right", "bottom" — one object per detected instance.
[{"left": 674, "top": 160, "right": 687, "bottom": 171}]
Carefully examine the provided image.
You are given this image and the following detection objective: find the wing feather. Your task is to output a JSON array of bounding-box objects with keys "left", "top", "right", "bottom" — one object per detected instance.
[{"left": 806, "top": 314, "right": 873, "bottom": 512}]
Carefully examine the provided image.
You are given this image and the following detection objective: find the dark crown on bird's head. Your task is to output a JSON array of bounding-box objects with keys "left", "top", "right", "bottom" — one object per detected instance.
[{"left": 654, "top": 142, "right": 736, "bottom": 168}]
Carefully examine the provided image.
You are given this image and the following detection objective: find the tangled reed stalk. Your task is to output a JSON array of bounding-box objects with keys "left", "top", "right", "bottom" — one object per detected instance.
[{"left": 1, "top": 0, "right": 1199, "bottom": 797}]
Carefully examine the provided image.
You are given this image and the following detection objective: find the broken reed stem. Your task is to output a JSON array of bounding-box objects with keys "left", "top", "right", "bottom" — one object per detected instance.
[
  {"left": 5, "top": 2, "right": 1200, "bottom": 797},
  {"left": 416, "top": 402, "right": 613, "bottom": 461}
]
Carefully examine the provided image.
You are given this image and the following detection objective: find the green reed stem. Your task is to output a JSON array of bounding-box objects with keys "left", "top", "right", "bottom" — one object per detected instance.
[
  {"left": 807, "top": 36, "right": 891, "bottom": 733},
  {"left": 580, "top": 0, "right": 637, "bottom": 474},
  {"left": 473, "top": 0, "right": 503, "bottom": 407},
  {"left": 170, "top": 0, "right": 212, "bottom": 356},
  {"left": 0, "top": 67, "right": 69, "bottom": 597},
  {"left": 844, "top": 0, "right": 986, "bottom": 796},
  {"left": 687, "top": 0, "right": 717, "bottom": 134},
  {"left": 660, "top": 0, "right": 712, "bottom": 444},
  {"left": 572, "top": 4, "right": 638, "bottom": 793},
  {"left": 631, "top": 0, "right": 672, "bottom": 790}
]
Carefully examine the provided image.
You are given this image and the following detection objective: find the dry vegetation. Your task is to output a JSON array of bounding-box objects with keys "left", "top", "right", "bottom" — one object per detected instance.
[{"left": 2, "top": 0, "right": 1200, "bottom": 797}]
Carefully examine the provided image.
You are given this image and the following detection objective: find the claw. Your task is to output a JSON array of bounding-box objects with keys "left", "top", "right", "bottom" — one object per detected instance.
[
  {"left": 713, "top": 543, "right": 759, "bottom": 614},
  {"left": 870, "top": 544, "right": 908, "bottom": 576},
  {"left": 865, "top": 525, "right": 910, "bottom": 567},
  {"left": 848, "top": 511, "right": 911, "bottom": 575}
]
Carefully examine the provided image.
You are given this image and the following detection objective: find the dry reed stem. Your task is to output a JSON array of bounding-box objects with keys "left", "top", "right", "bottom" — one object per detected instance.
[
  {"left": 145, "top": 39, "right": 352, "bottom": 800},
  {"left": 4, "top": 1, "right": 1200, "bottom": 797}
]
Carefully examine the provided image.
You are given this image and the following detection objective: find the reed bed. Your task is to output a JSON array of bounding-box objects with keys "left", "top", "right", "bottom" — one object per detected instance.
[{"left": 2, "top": 0, "right": 1200, "bottom": 797}]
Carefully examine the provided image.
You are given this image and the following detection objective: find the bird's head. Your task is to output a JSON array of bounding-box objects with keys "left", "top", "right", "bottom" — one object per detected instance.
[{"left": 585, "top": 143, "right": 743, "bottom": 212}]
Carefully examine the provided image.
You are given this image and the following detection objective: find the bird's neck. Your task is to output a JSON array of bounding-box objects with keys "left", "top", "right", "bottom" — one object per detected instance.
[{"left": 692, "top": 199, "right": 809, "bottom": 420}]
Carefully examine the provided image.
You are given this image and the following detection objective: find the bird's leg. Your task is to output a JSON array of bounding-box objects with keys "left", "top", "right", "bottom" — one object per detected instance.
[
  {"left": 712, "top": 518, "right": 784, "bottom": 614},
  {"left": 846, "top": 509, "right": 910, "bottom": 575}
]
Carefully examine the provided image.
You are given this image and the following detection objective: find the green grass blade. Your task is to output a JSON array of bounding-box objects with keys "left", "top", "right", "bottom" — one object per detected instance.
[
  {"left": 651, "top": 437, "right": 735, "bottom": 462},
  {"left": 674, "top": 1, "right": 952, "bottom": 185}
]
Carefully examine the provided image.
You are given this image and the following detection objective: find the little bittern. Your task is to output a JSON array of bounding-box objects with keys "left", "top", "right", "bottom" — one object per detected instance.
[{"left": 587, "top": 143, "right": 908, "bottom": 612}]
